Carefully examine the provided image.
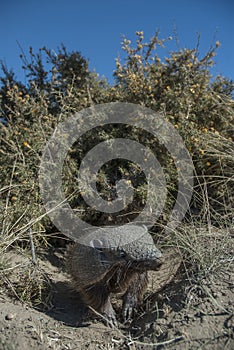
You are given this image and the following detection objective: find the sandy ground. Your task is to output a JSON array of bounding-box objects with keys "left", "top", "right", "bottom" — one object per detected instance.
[{"left": 0, "top": 246, "right": 233, "bottom": 350}]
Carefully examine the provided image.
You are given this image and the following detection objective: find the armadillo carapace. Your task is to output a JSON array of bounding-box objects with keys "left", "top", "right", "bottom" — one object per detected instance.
[{"left": 66, "top": 225, "right": 164, "bottom": 326}]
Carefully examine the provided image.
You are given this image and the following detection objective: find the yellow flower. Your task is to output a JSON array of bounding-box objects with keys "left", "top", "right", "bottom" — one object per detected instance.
[
  {"left": 174, "top": 124, "right": 178, "bottom": 129},
  {"left": 200, "top": 149, "right": 205, "bottom": 155},
  {"left": 136, "top": 31, "right": 144, "bottom": 36},
  {"left": 23, "top": 141, "right": 30, "bottom": 148},
  {"left": 125, "top": 180, "right": 132, "bottom": 185},
  {"left": 203, "top": 128, "right": 208, "bottom": 133},
  {"left": 206, "top": 162, "right": 211, "bottom": 166}
]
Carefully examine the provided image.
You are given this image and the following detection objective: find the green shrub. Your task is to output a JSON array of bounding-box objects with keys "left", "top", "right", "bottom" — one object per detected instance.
[{"left": 0, "top": 33, "right": 233, "bottom": 250}]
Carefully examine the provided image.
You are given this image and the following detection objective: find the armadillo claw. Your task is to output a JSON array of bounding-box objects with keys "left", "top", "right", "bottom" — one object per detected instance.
[
  {"left": 122, "top": 293, "right": 138, "bottom": 322},
  {"left": 103, "top": 312, "right": 118, "bottom": 328},
  {"left": 122, "top": 305, "right": 133, "bottom": 323},
  {"left": 122, "top": 298, "right": 137, "bottom": 323},
  {"left": 102, "top": 298, "right": 119, "bottom": 327}
]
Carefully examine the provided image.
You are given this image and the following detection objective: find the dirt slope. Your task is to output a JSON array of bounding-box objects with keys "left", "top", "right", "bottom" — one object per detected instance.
[{"left": 0, "top": 247, "right": 233, "bottom": 350}]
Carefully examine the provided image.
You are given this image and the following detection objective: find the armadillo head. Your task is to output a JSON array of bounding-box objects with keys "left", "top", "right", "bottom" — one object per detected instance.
[
  {"left": 116, "top": 227, "right": 164, "bottom": 271},
  {"left": 87, "top": 225, "right": 164, "bottom": 272}
]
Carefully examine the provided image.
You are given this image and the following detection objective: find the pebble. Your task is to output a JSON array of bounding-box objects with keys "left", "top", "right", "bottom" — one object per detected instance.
[{"left": 5, "top": 313, "right": 15, "bottom": 321}]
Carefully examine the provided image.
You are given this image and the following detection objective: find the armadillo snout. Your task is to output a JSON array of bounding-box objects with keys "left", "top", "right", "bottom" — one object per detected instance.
[
  {"left": 133, "top": 253, "right": 164, "bottom": 271},
  {"left": 142, "top": 255, "right": 164, "bottom": 270},
  {"left": 152, "top": 255, "right": 164, "bottom": 269}
]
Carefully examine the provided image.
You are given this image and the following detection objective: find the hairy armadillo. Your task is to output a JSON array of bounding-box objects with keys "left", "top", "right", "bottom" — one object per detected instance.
[{"left": 66, "top": 225, "right": 164, "bottom": 326}]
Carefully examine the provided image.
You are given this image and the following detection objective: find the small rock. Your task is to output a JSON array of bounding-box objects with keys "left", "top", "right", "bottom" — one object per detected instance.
[{"left": 5, "top": 313, "right": 15, "bottom": 321}]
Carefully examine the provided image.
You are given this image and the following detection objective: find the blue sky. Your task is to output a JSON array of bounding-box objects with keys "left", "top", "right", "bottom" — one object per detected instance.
[{"left": 1, "top": 0, "right": 234, "bottom": 85}]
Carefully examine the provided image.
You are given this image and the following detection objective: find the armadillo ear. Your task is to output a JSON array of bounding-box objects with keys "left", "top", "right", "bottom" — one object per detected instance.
[
  {"left": 89, "top": 238, "right": 104, "bottom": 249},
  {"left": 89, "top": 238, "right": 111, "bottom": 268},
  {"left": 89, "top": 237, "right": 111, "bottom": 249}
]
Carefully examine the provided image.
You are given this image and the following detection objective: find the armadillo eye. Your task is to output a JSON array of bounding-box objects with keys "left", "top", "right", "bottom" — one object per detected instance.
[{"left": 119, "top": 251, "right": 127, "bottom": 258}]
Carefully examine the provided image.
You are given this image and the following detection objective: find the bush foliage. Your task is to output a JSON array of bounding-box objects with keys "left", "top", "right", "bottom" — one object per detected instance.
[{"left": 0, "top": 32, "right": 233, "bottom": 248}]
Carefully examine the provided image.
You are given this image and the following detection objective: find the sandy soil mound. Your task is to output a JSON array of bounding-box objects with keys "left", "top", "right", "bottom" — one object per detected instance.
[{"left": 0, "top": 247, "right": 233, "bottom": 350}]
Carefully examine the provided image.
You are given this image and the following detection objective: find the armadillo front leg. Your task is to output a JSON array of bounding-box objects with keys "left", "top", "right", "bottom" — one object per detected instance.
[
  {"left": 83, "top": 283, "right": 117, "bottom": 327},
  {"left": 102, "top": 296, "right": 118, "bottom": 327},
  {"left": 122, "top": 271, "right": 148, "bottom": 322}
]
